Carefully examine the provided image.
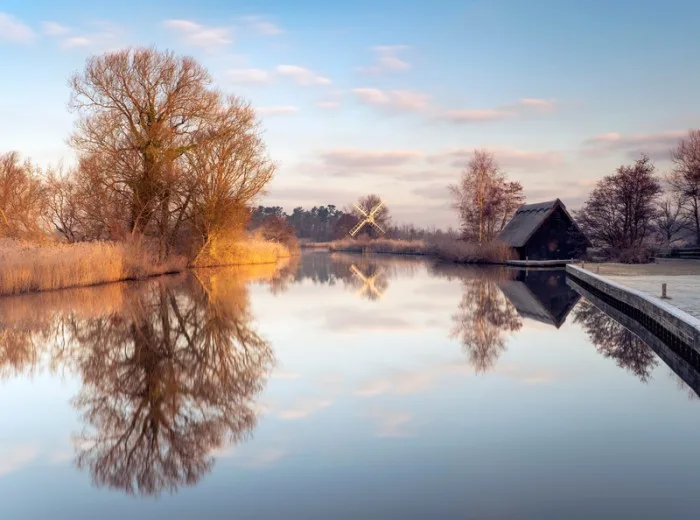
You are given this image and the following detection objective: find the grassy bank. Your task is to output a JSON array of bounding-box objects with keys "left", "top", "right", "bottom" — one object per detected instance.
[
  {"left": 0, "top": 235, "right": 294, "bottom": 297},
  {"left": 323, "top": 237, "right": 515, "bottom": 264},
  {"left": 0, "top": 239, "right": 187, "bottom": 297}
]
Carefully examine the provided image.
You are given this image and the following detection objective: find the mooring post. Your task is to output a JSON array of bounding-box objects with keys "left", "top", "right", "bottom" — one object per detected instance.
[{"left": 661, "top": 283, "right": 669, "bottom": 299}]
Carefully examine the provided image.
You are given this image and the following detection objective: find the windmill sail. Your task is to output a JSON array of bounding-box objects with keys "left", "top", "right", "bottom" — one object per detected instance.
[{"left": 349, "top": 199, "right": 386, "bottom": 238}]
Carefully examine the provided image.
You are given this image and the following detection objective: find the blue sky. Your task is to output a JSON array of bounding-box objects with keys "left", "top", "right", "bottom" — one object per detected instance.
[{"left": 1, "top": 0, "right": 699, "bottom": 227}]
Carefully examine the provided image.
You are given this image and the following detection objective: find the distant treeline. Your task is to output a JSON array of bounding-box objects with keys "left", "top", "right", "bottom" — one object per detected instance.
[{"left": 249, "top": 205, "right": 458, "bottom": 242}]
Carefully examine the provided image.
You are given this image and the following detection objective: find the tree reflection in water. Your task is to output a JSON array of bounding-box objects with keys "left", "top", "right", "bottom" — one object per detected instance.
[
  {"left": 67, "top": 270, "right": 275, "bottom": 496},
  {"left": 0, "top": 268, "right": 275, "bottom": 497},
  {"left": 433, "top": 265, "right": 522, "bottom": 373},
  {"left": 573, "top": 299, "right": 658, "bottom": 382}
]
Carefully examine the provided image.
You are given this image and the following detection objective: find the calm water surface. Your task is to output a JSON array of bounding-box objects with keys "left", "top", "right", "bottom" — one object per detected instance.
[{"left": 1, "top": 252, "right": 699, "bottom": 520}]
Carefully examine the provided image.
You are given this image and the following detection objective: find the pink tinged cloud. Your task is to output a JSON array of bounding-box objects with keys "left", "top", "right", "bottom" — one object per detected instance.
[
  {"left": 0, "top": 13, "right": 34, "bottom": 43},
  {"left": 428, "top": 147, "right": 564, "bottom": 170},
  {"left": 438, "top": 97, "right": 557, "bottom": 123},
  {"left": 317, "top": 101, "right": 340, "bottom": 109},
  {"left": 362, "top": 45, "right": 411, "bottom": 73},
  {"left": 163, "top": 19, "right": 232, "bottom": 48},
  {"left": 352, "top": 88, "right": 430, "bottom": 111},
  {"left": 239, "top": 16, "right": 283, "bottom": 36},
  {"left": 439, "top": 108, "right": 517, "bottom": 123},
  {"left": 583, "top": 130, "right": 687, "bottom": 160},
  {"left": 276, "top": 65, "right": 331, "bottom": 86},
  {"left": 319, "top": 148, "right": 422, "bottom": 169},
  {"left": 41, "top": 21, "right": 70, "bottom": 36},
  {"left": 227, "top": 68, "right": 272, "bottom": 84},
  {"left": 256, "top": 105, "right": 299, "bottom": 115}
]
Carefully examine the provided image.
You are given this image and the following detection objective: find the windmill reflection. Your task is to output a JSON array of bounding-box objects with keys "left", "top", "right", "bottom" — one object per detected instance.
[{"left": 349, "top": 263, "right": 387, "bottom": 301}]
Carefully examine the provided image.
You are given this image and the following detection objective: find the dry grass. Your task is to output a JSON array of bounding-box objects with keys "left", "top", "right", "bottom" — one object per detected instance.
[
  {"left": 193, "top": 234, "right": 292, "bottom": 268},
  {"left": 428, "top": 238, "right": 516, "bottom": 264},
  {"left": 325, "top": 237, "right": 515, "bottom": 264},
  {"left": 328, "top": 238, "right": 427, "bottom": 255},
  {"left": 0, "top": 239, "right": 187, "bottom": 297}
]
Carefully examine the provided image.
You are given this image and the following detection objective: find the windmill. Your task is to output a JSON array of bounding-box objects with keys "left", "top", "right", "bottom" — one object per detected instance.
[
  {"left": 349, "top": 264, "right": 384, "bottom": 300},
  {"left": 349, "top": 199, "right": 386, "bottom": 238}
]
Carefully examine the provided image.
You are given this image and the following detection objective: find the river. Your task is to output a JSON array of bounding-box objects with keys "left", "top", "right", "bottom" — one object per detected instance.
[{"left": 1, "top": 251, "right": 699, "bottom": 519}]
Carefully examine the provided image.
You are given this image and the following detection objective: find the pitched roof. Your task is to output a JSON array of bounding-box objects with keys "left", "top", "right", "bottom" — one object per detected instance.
[{"left": 498, "top": 198, "right": 576, "bottom": 248}]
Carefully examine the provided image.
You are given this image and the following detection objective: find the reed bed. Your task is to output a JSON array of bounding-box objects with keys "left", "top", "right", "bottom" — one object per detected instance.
[
  {"left": 0, "top": 239, "right": 186, "bottom": 297},
  {"left": 325, "top": 237, "right": 515, "bottom": 264}
]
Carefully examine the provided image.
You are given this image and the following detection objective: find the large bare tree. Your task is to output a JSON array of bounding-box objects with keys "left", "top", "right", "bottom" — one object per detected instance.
[
  {"left": 449, "top": 149, "right": 524, "bottom": 243},
  {"left": 69, "top": 47, "right": 275, "bottom": 257},
  {"left": 668, "top": 129, "right": 700, "bottom": 245},
  {"left": 577, "top": 154, "right": 662, "bottom": 261}
]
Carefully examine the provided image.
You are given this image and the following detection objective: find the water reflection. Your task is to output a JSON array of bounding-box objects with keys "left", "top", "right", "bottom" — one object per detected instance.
[
  {"left": 295, "top": 251, "right": 421, "bottom": 300},
  {"left": 0, "top": 267, "right": 276, "bottom": 496},
  {"left": 573, "top": 300, "right": 658, "bottom": 382},
  {"left": 431, "top": 265, "right": 522, "bottom": 373},
  {"left": 498, "top": 269, "right": 580, "bottom": 328}
]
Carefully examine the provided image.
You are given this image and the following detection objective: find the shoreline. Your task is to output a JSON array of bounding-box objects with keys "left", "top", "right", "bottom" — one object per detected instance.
[{"left": 0, "top": 238, "right": 296, "bottom": 298}]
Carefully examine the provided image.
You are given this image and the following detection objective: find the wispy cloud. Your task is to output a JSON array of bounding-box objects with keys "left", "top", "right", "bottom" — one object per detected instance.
[
  {"left": 317, "top": 100, "right": 340, "bottom": 109},
  {"left": 277, "top": 397, "right": 332, "bottom": 420},
  {"left": 0, "top": 13, "right": 34, "bottom": 44},
  {"left": 163, "top": 19, "right": 232, "bottom": 48},
  {"left": 439, "top": 108, "right": 516, "bottom": 123},
  {"left": 319, "top": 148, "right": 422, "bottom": 169},
  {"left": 271, "top": 370, "right": 301, "bottom": 380},
  {"left": 0, "top": 444, "right": 39, "bottom": 477},
  {"left": 256, "top": 105, "right": 299, "bottom": 116},
  {"left": 353, "top": 88, "right": 430, "bottom": 112},
  {"left": 53, "top": 22, "right": 123, "bottom": 51},
  {"left": 41, "top": 21, "right": 70, "bottom": 36},
  {"left": 360, "top": 45, "right": 411, "bottom": 73},
  {"left": 276, "top": 65, "right": 331, "bottom": 86},
  {"left": 411, "top": 183, "right": 450, "bottom": 200},
  {"left": 356, "top": 361, "right": 470, "bottom": 398},
  {"left": 227, "top": 68, "right": 273, "bottom": 85},
  {"left": 239, "top": 15, "right": 283, "bottom": 36},
  {"left": 437, "top": 97, "right": 557, "bottom": 124},
  {"left": 582, "top": 130, "right": 685, "bottom": 160},
  {"left": 367, "top": 410, "right": 414, "bottom": 438},
  {"left": 428, "top": 146, "right": 565, "bottom": 171}
]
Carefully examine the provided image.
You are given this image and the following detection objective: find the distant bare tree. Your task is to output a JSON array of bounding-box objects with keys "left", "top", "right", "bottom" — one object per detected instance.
[
  {"left": 668, "top": 129, "right": 700, "bottom": 245},
  {"left": 654, "top": 193, "right": 688, "bottom": 247},
  {"left": 449, "top": 149, "right": 524, "bottom": 243},
  {"left": 45, "top": 167, "right": 82, "bottom": 242},
  {"left": 0, "top": 151, "right": 46, "bottom": 239},
  {"left": 577, "top": 154, "right": 662, "bottom": 262}
]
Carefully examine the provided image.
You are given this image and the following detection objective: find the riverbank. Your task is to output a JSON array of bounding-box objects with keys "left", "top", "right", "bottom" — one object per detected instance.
[
  {"left": 0, "top": 237, "right": 292, "bottom": 297},
  {"left": 566, "top": 264, "right": 700, "bottom": 348},
  {"left": 302, "top": 237, "right": 514, "bottom": 264}
]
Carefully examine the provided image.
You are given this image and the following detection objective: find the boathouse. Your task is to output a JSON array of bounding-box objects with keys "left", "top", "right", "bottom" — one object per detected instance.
[{"left": 498, "top": 199, "right": 589, "bottom": 261}]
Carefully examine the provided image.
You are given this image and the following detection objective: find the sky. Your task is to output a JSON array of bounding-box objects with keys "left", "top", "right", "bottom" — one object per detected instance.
[{"left": 1, "top": 0, "right": 699, "bottom": 229}]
